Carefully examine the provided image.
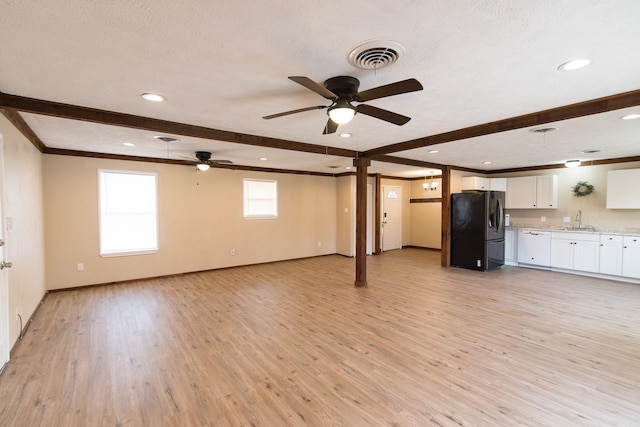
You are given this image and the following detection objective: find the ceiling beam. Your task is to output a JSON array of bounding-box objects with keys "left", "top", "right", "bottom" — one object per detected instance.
[
  {"left": 0, "top": 108, "right": 46, "bottom": 152},
  {"left": 0, "top": 91, "right": 358, "bottom": 158},
  {"left": 363, "top": 89, "right": 640, "bottom": 157}
]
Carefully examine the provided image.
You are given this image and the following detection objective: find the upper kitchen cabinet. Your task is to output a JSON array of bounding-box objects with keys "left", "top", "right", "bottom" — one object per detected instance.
[
  {"left": 461, "top": 176, "right": 490, "bottom": 191},
  {"left": 461, "top": 177, "right": 507, "bottom": 192},
  {"left": 506, "top": 175, "right": 557, "bottom": 209},
  {"left": 606, "top": 169, "right": 640, "bottom": 209}
]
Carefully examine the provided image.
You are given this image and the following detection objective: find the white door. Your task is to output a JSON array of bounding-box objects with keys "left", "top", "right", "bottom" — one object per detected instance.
[
  {"left": 381, "top": 185, "right": 402, "bottom": 251},
  {"left": 0, "top": 135, "right": 9, "bottom": 370}
]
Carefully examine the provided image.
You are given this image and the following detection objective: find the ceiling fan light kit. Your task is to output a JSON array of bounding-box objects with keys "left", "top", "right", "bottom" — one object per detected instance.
[
  {"left": 328, "top": 103, "right": 355, "bottom": 124},
  {"left": 263, "top": 75, "right": 423, "bottom": 134}
]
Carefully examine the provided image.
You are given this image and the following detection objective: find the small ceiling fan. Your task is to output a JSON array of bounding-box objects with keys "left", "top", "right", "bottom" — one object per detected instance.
[
  {"left": 183, "top": 151, "right": 233, "bottom": 171},
  {"left": 263, "top": 75, "right": 423, "bottom": 134}
]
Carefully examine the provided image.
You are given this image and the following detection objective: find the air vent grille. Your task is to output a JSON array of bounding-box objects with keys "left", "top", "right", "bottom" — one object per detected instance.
[{"left": 348, "top": 40, "right": 406, "bottom": 70}]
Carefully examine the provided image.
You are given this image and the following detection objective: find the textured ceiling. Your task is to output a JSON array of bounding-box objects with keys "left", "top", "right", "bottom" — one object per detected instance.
[{"left": 1, "top": 0, "right": 639, "bottom": 176}]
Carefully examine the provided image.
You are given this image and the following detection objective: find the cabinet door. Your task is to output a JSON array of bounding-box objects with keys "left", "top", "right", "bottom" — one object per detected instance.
[
  {"left": 536, "top": 175, "right": 558, "bottom": 209},
  {"left": 600, "top": 239, "right": 623, "bottom": 276},
  {"left": 551, "top": 239, "right": 573, "bottom": 269},
  {"left": 461, "top": 176, "right": 489, "bottom": 190},
  {"left": 622, "top": 236, "right": 640, "bottom": 279},
  {"left": 507, "top": 177, "right": 537, "bottom": 209},
  {"left": 505, "top": 229, "right": 516, "bottom": 263},
  {"left": 573, "top": 240, "right": 600, "bottom": 273}
]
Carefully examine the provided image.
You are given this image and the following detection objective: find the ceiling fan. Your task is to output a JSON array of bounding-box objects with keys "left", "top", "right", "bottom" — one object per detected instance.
[
  {"left": 183, "top": 151, "right": 234, "bottom": 171},
  {"left": 263, "top": 76, "right": 423, "bottom": 134}
]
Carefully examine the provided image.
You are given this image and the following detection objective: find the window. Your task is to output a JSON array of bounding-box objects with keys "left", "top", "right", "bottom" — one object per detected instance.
[
  {"left": 99, "top": 170, "right": 158, "bottom": 256},
  {"left": 243, "top": 178, "right": 277, "bottom": 219}
]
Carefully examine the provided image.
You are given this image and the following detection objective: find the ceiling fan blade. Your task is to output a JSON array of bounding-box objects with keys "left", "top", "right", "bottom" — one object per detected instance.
[
  {"left": 211, "top": 159, "right": 233, "bottom": 165},
  {"left": 323, "top": 118, "right": 338, "bottom": 135},
  {"left": 354, "top": 78, "right": 423, "bottom": 102},
  {"left": 263, "top": 105, "right": 327, "bottom": 119},
  {"left": 356, "top": 104, "right": 411, "bottom": 126},
  {"left": 289, "top": 76, "right": 337, "bottom": 99}
]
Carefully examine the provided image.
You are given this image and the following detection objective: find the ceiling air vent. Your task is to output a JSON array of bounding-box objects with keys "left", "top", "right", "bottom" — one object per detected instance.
[{"left": 348, "top": 40, "right": 406, "bottom": 70}]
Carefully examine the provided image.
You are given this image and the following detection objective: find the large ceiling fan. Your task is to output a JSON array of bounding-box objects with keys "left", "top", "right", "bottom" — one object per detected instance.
[
  {"left": 183, "top": 151, "right": 234, "bottom": 171},
  {"left": 263, "top": 76, "right": 423, "bottom": 134}
]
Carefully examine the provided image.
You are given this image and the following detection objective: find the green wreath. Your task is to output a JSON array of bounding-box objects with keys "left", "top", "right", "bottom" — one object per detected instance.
[{"left": 572, "top": 181, "right": 594, "bottom": 197}]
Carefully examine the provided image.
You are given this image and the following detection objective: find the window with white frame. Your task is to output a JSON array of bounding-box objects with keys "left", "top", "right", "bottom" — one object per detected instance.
[
  {"left": 243, "top": 178, "right": 278, "bottom": 219},
  {"left": 99, "top": 170, "right": 158, "bottom": 256}
]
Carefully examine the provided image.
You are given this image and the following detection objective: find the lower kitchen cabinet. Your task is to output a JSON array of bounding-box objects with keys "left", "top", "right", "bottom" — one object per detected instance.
[
  {"left": 622, "top": 236, "right": 640, "bottom": 279},
  {"left": 551, "top": 232, "right": 600, "bottom": 273},
  {"left": 599, "top": 234, "right": 623, "bottom": 276},
  {"left": 505, "top": 229, "right": 517, "bottom": 265}
]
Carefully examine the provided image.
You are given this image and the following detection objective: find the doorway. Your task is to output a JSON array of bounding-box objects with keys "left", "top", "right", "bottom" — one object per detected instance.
[{"left": 381, "top": 185, "right": 402, "bottom": 251}]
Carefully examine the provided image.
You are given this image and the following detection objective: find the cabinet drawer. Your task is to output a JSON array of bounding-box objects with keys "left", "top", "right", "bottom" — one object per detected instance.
[
  {"left": 623, "top": 235, "right": 640, "bottom": 247},
  {"left": 551, "top": 232, "right": 599, "bottom": 242},
  {"left": 600, "top": 234, "right": 623, "bottom": 244}
]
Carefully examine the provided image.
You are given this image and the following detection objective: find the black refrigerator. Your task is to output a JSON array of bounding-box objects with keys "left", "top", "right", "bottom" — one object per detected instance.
[{"left": 451, "top": 191, "right": 505, "bottom": 271}]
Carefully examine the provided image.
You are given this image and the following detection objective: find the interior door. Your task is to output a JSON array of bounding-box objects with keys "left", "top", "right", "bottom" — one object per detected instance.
[
  {"left": 381, "top": 185, "right": 402, "bottom": 251},
  {"left": 0, "top": 134, "right": 9, "bottom": 370}
]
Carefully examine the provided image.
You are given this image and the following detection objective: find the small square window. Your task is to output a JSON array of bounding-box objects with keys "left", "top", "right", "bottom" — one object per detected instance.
[{"left": 243, "top": 179, "right": 277, "bottom": 219}]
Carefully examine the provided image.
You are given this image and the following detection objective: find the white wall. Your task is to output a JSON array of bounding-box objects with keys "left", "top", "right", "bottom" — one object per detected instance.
[
  {"left": 0, "top": 114, "right": 47, "bottom": 348},
  {"left": 43, "top": 155, "right": 338, "bottom": 289}
]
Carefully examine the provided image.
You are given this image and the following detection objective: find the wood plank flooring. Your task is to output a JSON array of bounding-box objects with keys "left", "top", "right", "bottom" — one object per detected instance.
[{"left": 1, "top": 248, "right": 639, "bottom": 426}]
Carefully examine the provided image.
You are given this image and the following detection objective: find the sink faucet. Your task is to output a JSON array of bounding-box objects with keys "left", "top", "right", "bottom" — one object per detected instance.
[{"left": 575, "top": 210, "right": 582, "bottom": 229}]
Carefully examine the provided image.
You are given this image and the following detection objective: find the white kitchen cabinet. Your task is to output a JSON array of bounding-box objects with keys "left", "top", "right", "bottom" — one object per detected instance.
[
  {"left": 489, "top": 178, "right": 507, "bottom": 192},
  {"left": 506, "top": 175, "right": 557, "bottom": 209},
  {"left": 551, "top": 232, "right": 600, "bottom": 273},
  {"left": 606, "top": 169, "right": 640, "bottom": 209},
  {"left": 622, "top": 235, "right": 640, "bottom": 279},
  {"left": 505, "top": 229, "right": 517, "bottom": 265},
  {"left": 517, "top": 230, "right": 551, "bottom": 267},
  {"left": 507, "top": 176, "right": 537, "bottom": 208},
  {"left": 536, "top": 175, "right": 558, "bottom": 209},
  {"left": 461, "top": 176, "right": 490, "bottom": 191},
  {"left": 599, "top": 234, "right": 623, "bottom": 276}
]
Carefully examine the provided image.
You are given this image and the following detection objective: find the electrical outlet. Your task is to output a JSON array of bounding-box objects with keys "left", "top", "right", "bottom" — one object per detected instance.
[
  {"left": 231, "top": 249, "right": 236, "bottom": 256},
  {"left": 317, "top": 241, "right": 321, "bottom": 247},
  {"left": 563, "top": 216, "right": 571, "bottom": 223},
  {"left": 540, "top": 216, "right": 546, "bottom": 222},
  {"left": 77, "top": 263, "right": 84, "bottom": 271}
]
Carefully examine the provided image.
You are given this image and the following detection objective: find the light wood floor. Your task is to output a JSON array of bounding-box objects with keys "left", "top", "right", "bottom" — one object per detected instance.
[{"left": 1, "top": 249, "right": 639, "bottom": 426}]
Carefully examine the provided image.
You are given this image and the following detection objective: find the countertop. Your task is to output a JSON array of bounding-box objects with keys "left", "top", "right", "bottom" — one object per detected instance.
[{"left": 506, "top": 224, "right": 640, "bottom": 236}]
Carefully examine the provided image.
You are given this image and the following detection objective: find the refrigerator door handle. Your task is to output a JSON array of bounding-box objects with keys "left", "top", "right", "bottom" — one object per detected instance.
[{"left": 497, "top": 197, "right": 503, "bottom": 231}]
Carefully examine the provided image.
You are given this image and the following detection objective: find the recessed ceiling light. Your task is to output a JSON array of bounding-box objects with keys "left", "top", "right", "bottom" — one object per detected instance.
[
  {"left": 427, "top": 150, "right": 439, "bottom": 154},
  {"left": 339, "top": 133, "right": 352, "bottom": 138},
  {"left": 345, "top": 166, "right": 352, "bottom": 170},
  {"left": 122, "top": 142, "right": 135, "bottom": 147},
  {"left": 141, "top": 93, "right": 165, "bottom": 102},
  {"left": 482, "top": 161, "right": 492, "bottom": 165},
  {"left": 565, "top": 159, "right": 581, "bottom": 168},
  {"left": 259, "top": 157, "right": 268, "bottom": 161},
  {"left": 621, "top": 113, "right": 640, "bottom": 120},
  {"left": 581, "top": 149, "right": 601, "bottom": 154},
  {"left": 557, "top": 58, "right": 590, "bottom": 71}
]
